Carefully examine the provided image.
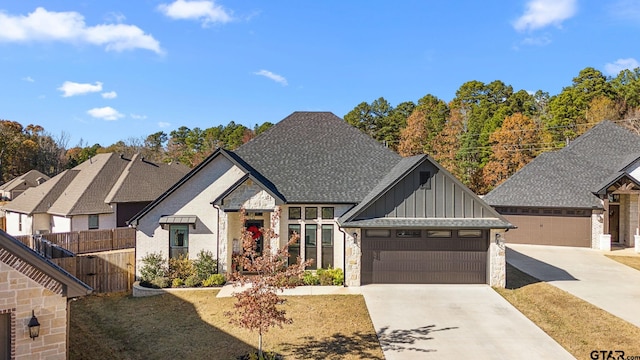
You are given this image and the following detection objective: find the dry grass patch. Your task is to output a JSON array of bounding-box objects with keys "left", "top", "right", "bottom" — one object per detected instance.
[
  {"left": 70, "top": 290, "right": 382, "bottom": 360},
  {"left": 496, "top": 264, "right": 640, "bottom": 359},
  {"left": 606, "top": 255, "right": 640, "bottom": 271}
]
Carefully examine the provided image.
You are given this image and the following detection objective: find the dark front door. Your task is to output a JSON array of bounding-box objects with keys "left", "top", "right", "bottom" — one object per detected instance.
[
  {"left": 245, "top": 220, "right": 264, "bottom": 255},
  {"left": 609, "top": 205, "right": 620, "bottom": 243},
  {"left": 0, "top": 313, "right": 10, "bottom": 360}
]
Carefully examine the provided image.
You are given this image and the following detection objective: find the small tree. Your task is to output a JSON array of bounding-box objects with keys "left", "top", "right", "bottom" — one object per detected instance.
[{"left": 225, "top": 209, "right": 311, "bottom": 358}]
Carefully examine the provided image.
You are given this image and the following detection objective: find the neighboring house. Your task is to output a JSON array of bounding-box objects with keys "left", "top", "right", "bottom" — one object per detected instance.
[
  {"left": 484, "top": 120, "right": 640, "bottom": 249},
  {"left": 1, "top": 153, "right": 189, "bottom": 236},
  {"left": 130, "top": 112, "right": 513, "bottom": 287},
  {"left": 0, "top": 170, "right": 49, "bottom": 201},
  {"left": 1, "top": 229, "right": 92, "bottom": 359}
]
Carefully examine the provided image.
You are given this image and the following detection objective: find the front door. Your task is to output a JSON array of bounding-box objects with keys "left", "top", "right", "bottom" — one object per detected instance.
[
  {"left": 609, "top": 205, "right": 620, "bottom": 243},
  {"left": 245, "top": 220, "right": 264, "bottom": 255}
]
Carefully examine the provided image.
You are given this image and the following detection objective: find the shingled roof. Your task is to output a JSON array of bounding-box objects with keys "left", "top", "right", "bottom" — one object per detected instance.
[
  {"left": 0, "top": 170, "right": 49, "bottom": 196},
  {"left": 234, "top": 112, "right": 401, "bottom": 203},
  {"left": 3, "top": 153, "right": 189, "bottom": 216},
  {"left": 484, "top": 121, "right": 640, "bottom": 208}
]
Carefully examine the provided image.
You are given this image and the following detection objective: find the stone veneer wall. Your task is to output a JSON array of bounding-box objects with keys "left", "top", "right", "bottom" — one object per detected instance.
[
  {"left": 489, "top": 229, "right": 506, "bottom": 288},
  {"left": 592, "top": 211, "right": 605, "bottom": 249},
  {"left": 344, "top": 229, "right": 361, "bottom": 287},
  {"left": 0, "top": 249, "right": 68, "bottom": 359}
]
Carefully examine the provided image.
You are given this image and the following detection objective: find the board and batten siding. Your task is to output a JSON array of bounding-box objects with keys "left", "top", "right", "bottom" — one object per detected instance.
[{"left": 357, "top": 162, "right": 488, "bottom": 220}]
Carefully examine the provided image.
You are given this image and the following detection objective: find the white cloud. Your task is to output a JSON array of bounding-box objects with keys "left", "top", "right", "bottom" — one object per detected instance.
[
  {"left": 104, "top": 12, "right": 126, "bottom": 24},
  {"left": 22, "top": 76, "right": 34, "bottom": 82},
  {"left": 254, "top": 69, "right": 288, "bottom": 86},
  {"left": 158, "top": 121, "right": 171, "bottom": 128},
  {"left": 101, "top": 91, "right": 117, "bottom": 99},
  {"left": 513, "top": 0, "right": 577, "bottom": 31},
  {"left": 58, "top": 81, "right": 103, "bottom": 97},
  {"left": 521, "top": 35, "right": 552, "bottom": 46},
  {"left": 605, "top": 58, "right": 640, "bottom": 75},
  {"left": 158, "top": 0, "right": 232, "bottom": 26},
  {"left": 609, "top": 0, "right": 640, "bottom": 21},
  {"left": 0, "top": 7, "right": 162, "bottom": 54},
  {"left": 130, "top": 113, "right": 147, "bottom": 120},
  {"left": 87, "top": 106, "right": 124, "bottom": 121}
]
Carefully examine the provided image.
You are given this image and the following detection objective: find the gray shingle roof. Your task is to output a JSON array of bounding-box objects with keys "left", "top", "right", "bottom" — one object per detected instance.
[
  {"left": 484, "top": 121, "right": 640, "bottom": 208},
  {"left": 234, "top": 112, "right": 401, "bottom": 203},
  {"left": 2, "top": 170, "right": 78, "bottom": 215},
  {"left": 0, "top": 170, "right": 49, "bottom": 192}
]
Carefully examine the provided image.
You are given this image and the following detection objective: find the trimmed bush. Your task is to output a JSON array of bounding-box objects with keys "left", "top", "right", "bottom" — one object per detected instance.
[
  {"left": 139, "top": 252, "right": 167, "bottom": 283},
  {"left": 185, "top": 275, "right": 201, "bottom": 287},
  {"left": 168, "top": 254, "right": 195, "bottom": 281},
  {"left": 172, "top": 278, "right": 184, "bottom": 288},
  {"left": 151, "top": 276, "right": 170, "bottom": 289},
  {"left": 303, "top": 271, "right": 320, "bottom": 285},
  {"left": 193, "top": 250, "right": 218, "bottom": 281},
  {"left": 203, "top": 274, "right": 226, "bottom": 287}
]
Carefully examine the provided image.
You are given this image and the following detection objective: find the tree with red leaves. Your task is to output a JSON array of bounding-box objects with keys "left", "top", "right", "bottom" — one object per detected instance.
[{"left": 225, "top": 209, "right": 311, "bottom": 358}]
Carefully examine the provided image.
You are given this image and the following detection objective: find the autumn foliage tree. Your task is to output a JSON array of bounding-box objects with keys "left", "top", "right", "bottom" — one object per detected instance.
[
  {"left": 225, "top": 209, "right": 310, "bottom": 358},
  {"left": 483, "top": 113, "right": 540, "bottom": 190}
]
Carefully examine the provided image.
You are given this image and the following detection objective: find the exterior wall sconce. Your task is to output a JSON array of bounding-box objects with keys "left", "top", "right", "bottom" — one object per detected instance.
[
  {"left": 352, "top": 232, "right": 358, "bottom": 240},
  {"left": 28, "top": 310, "right": 40, "bottom": 340},
  {"left": 495, "top": 233, "right": 505, "bottom": 249}
]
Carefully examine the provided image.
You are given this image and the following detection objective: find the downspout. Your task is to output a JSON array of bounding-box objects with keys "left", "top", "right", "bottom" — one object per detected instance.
[
  {"left": 338, "top": 226, "right": 347, "bottom": 287},
  {"left": 213, "top": 204, "right": 221, "bottom": 274}
]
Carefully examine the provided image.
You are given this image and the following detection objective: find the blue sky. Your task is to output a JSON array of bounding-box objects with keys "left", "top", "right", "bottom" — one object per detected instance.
[{"left": 1, "top": 0, "right": 639, "bottom": 147}]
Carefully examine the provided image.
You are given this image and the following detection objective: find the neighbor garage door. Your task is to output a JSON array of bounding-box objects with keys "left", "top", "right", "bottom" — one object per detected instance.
[
  {"left": 361, "top": 229, "right": 488, "bottom": 285},
  {"left": 503, "top": 215, "right": 591, "bottom": 247}
]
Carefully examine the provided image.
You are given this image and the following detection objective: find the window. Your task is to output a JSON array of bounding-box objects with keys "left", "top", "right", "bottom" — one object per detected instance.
[
  {"left": 305, "top": 224, "right": 317, "bottom": 270},
  {"left": 288, "top": 207, "right": 301, "bottom": 220},
  {"left": 169, "top": 224, "right": 189, "bottom": 259},
  {"left": 419, "top": 171, "right": 432, "bottom": 189},
  {"left": 305, "top": 207, "right": 318, "bottom": 220},
  {"left": 88, "top": 215, "right": 99, "bottom": 230},
  {"left": 365, "top": 229, "right": 391, "bottom": 238},
  {"left": 458, "top": 229, "right": 482, "bottom": 238},
  {"left": 321, "top": 207, "right": 334, "bottom": 219},
  {"left": 18, "top": 214, "right": 22, "bottom": 232},
  {"left": 288, "top": 224, "right": 301, "bottom": 265},
  {"left": 321, "top": 224, "right": 334, "bottom": 268},
  {"left": 0, "top": 312, "right": 10, "bottom": 360},
  {"left": 427, "top": 230, "right": 451, "bottom": 238},
  {"left": 396, "top": 229, "right": 421, "bottom": 238}
]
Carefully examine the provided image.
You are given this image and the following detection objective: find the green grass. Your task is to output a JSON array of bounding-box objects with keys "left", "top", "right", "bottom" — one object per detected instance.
[
  {"left": 496, "top": 264, "right": 640, "bottom": 359},
  {"left": 70, "top": 290, "right": 383, "bottom": 360}
]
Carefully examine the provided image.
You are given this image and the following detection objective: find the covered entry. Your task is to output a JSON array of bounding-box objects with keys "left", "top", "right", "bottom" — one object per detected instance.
[{"left": 361, "top": 228, "right": 488, "bottom": 284}]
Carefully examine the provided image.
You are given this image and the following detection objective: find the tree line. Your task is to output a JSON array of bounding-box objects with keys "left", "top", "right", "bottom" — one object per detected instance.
[
  {"left": 346, "top": 67, "right": 640, "bottom": 193},
  {"left": 3, "top": 66, "right": 640, "bottom": 192}
]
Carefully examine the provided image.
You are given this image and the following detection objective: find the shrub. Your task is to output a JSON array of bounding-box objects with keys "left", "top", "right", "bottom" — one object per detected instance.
[
  {"left": 312, "top": 267, "right": 344, "bottom": 286},
  {"left": 330, "top": 268, "right": 344, "bottom": 286},
  {"left": 185, "top": 275, "right": 201, "bottom": 287},
  {"left": 316, "top": 269, "right": 334, "bottom": 286},
  {"left": 151, "top": 276, "right": 170, "bottom": 289},
  {"left": 140, "top": 252, "right": 167, "bottom": 282},
  {"left": 193, "top": 250, "right": 218, "bottom": 281},
  {"left": 168, "top": 254, "right": 195, "bottom": 281},
  {"left": 203, "top": 274, "right": 226, "bottom": 287},
  {"left": 172, "top": 278, "right": 184, "bottom": 288},
  {"left": 303, "top": 271, "right": 320, "bottom": 285}
]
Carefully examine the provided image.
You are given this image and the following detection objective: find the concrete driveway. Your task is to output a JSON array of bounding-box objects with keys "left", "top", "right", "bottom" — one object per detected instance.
[
  {"left": 507, "top": 244, "right": 640, "bottom": 328},
  {"left": 361, "top": 285, "right": 573, "bottom": 359}
]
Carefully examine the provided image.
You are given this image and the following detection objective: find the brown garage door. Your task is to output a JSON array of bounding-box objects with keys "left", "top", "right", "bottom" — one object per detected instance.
[
  {"left": 504, "top": 215, "right": 591, "bottom": 247},
  {"left": 361, "top": 229, "right": 488, "bottom": 285}
]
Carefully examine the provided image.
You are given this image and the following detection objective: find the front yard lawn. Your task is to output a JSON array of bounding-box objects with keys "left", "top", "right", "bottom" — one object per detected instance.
[
  {"left": 70, "top": 290, "right": 382, "bottom": 360},
  {"left": 605, "top": 254, "right": 640, "bottom": 271},
  {"left": 496, "top": 264, "right": 640, "bottom": 359}
]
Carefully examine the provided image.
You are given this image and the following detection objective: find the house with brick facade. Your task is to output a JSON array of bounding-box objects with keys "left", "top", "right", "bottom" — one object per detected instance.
[
  {"left": 130, "top": 112, "right": 513, "bottom": 287},
  {"left": 1, "top": 230, "right": 92, "bottom": 359}
]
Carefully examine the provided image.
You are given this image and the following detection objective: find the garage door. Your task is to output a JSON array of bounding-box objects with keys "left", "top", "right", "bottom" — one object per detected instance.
[
  {"left": 503, "top": 215, "right": 591, "bottom": 247},
  {"left": 361, "top": 229, "right": 488, "bottom": 285}
]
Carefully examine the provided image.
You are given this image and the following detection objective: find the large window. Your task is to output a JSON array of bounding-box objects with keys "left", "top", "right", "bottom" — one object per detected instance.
[
  {"left": 305, "top": 224, "right": 317, "bottom": 270},
  {"left": 288, "top": 207, "right": 301, "bottom": 220},
  {"left": 305, "top": 207, "right": 318, "bottom": 220},
  {"left": 88, "top": 214, "right": 99, "bottom": 230},
  {"left": 321, "top": 207, "right": 334, "bottom": 219},
  {"left": 169, "top": 224, "right": 189, "bottom": 259},
  {"left": 321, "top": 224, "right": 334, "bottom": 268},
  {"left": 288, "top": 224, "right": 301, "bottom": 265}
]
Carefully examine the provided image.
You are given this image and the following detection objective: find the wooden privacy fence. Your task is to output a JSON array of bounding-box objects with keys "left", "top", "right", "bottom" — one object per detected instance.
[
  {"left": 0, "top": 217, "right": 5, "bottom": 232},
  {"left": 52, "top": 249, "right": 135, "bottom": 293},
  {"left": 16, "top": 227, "right": 135, "bottom": 254}
]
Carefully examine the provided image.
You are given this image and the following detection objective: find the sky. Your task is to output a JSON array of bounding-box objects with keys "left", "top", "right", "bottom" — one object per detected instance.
[{"left": 1, "top": 0, "right": 639, "bottom": 147}]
